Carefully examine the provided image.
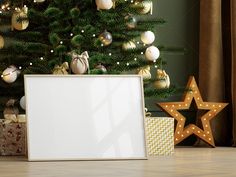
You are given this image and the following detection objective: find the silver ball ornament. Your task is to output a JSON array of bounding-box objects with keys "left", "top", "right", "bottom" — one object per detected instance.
[
  {"left": 20, "top": 96, "right": 26, "bottom": 110},
  {"left": 125, "top": 15, "right": 137, "bottom": 29},
  {"left": 95, "top": 64, "right": 107, "bottom": 73},
  {"left": 99, "top": 30, "right": 113, "bottom": 46}
]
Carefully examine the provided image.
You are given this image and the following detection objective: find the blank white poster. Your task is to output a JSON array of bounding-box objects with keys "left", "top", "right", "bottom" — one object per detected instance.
[{"left": 25, "top": 75, "right": 147, "bottom": 161}]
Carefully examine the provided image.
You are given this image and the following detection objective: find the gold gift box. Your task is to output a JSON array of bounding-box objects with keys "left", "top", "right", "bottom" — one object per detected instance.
[{"left": 146, "top": 117, "right": 174, "bottom": 156}]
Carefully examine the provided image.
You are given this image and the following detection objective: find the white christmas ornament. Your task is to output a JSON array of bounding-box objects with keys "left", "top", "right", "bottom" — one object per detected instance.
[
  {"left": 70, "top": 51, "right": 90, "bottom": 74},
  {"left": 122, "top": 41, "right": 136, "bottom": 50},
  {"left": 96, "top": 0, "right": 113, "bottom": 10},
  {"left": 1, "top": 65, "right": 20, "bottom": 83},
  {"left": 20, "top": 96, "right": 26, "bottom": 110},
  {"left": 141, "top": 31, "right": 155, "bottom": 44},
  {"left": 145, "top": 46, "right": 160, "bottom": 61}
]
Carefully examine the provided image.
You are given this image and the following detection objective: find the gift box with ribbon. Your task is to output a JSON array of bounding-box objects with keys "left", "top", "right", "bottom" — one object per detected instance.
[
  {"left": 145, "top": 109, "right": 174, "bottom": 156},
  {"left": 0, "top": 114, "right": 26, "bottom": 156}
]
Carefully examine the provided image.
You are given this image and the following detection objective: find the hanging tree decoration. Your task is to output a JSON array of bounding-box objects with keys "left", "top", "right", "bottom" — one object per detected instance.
[
  {"left": 145, "top": 45, "right": 160, "bottom": 61},
  {"left": 154, "top": 69, "right": 170, "bottom": 89},
  {"left": 125, "top": 14, "right": 137, "bottom": 29},
  {"left": 141, "top": 31, "right": 155, "bottom": 45},
  {"left": 99, "top": 30, "right": 113, "bottom": 46},
  {"left": 1, "top": 65, "right": 21, "bottom": 84},
  {"left": 0, "top": 2, "right": 10, "bottom": 11},
  {"left": 11, "top": 5, "right": 29, "bottom": 31},
  {"left": 70, "top": 51, "right": 90, "bottom": 74},
  {"left": 95, "top": 63, "right": 107, "bottom": 74},
  {"left": 134, "top": 0, "right": 153, "bottom": 15},
  {"left": 96, "top": 0, "right": 113, "bottom": 10},
  {"left": 137, "top": 66, "right": 152, "bottom": 80},
  {"left": 122, "top": 41, "right": 136, "bottom": 50},
  {"left": 20, "top": 96, "right": 26, "bottom": 110}
]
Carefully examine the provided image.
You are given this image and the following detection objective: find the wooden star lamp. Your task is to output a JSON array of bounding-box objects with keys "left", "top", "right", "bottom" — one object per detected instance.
[{"left": 157, "top": 76, "right": 228, "bottom": 147}]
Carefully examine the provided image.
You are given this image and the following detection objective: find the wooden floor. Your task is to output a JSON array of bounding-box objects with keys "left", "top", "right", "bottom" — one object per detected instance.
[{"left": 0, "top": 147, "right": 235, "bottom": 177}]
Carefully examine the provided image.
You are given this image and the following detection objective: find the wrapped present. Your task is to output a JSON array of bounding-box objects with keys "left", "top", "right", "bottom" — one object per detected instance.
[
  {"left": 145, "top": 117, "right": 174, "bottom": 156},
  {"left": 0, "top": 115, "right": 26, "bottom": 156}
]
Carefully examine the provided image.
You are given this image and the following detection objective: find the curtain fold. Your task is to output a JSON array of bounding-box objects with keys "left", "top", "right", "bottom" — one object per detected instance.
[
  {"left": 229, "top": 0, "right": 236, "bottom": 146},
  {"left": 199, "top": 0, "right": 233, "bottom": 146}
]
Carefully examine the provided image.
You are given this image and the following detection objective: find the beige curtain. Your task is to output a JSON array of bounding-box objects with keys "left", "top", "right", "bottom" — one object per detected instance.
[
  {"left": 231, "top": 0, "right": 236, "bottom": 146},
  {"left": 198, "top": 0, "right": 236, "bottom": 146}
]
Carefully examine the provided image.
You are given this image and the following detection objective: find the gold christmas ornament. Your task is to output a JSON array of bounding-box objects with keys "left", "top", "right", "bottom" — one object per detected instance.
[
  {"left": 137, "top": 66, "right": 151, "bottom": 80},
  {"left": 11, "top": 6, "right": 29, "bottom": 31},
  {"left": 157, "top": 76, "right": 228, "bottom": 147},
  {"left": 122, "top": 41, "right": 136, "bottom": 50},
  {"left": 139, "top": 1, "right": 153, "bottom": 14},
  {"left": 154, "top": 69, "right": 170, "bottom": 89},
  {"left": 125, "top": 15, "right": 137, "bottom": 29},
  {"left": 70, "top": 51, "right": 90, "bottom": 74},
  {"left": 0, "top": 35, "right": 4, "bottom": 49},
  {"left": 1, "top": 65, "right": 20, "bottom": 84},
  {"left": 99, "top": 30, "right": 113, "bottom": 46},
  {"left": 53, "top": 62, "right": 69, "bottom": 75},
  {"left": 96, "top": 0, "right": 113, "bottom": 10}
]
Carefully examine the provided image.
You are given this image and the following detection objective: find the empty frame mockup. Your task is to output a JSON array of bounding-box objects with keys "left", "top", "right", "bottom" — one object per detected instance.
[{"left": 25, "top": 75, "right": 147, "bottom": 161}]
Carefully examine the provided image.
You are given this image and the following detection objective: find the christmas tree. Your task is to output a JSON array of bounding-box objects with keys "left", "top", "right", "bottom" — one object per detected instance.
[{"left": 0, "top": 0, "right": 181, "bottom": 115}]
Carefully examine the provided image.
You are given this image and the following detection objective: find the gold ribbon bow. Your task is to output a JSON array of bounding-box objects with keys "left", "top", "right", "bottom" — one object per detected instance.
[
  {"left": 145, "top": 108, "right": 152, "bottom": 117},
  {"left": 3, "top": 114, "right": 26, "bottom": 124},
  {"left": 53, "top": 62, "right": 69, "bottom": 75}
]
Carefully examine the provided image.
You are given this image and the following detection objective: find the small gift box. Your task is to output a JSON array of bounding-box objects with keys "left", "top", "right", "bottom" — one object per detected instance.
[
  {"left": 146, "top": 117, "right": 174, "bottom": 156},
  {"left": 0, "top": 114, "right": 26, "bottom": 156}
]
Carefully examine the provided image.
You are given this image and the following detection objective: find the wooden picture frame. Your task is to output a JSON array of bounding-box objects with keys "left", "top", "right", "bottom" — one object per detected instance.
[{"left": 24, "top": 75, "right": 147, "bottom": 161}]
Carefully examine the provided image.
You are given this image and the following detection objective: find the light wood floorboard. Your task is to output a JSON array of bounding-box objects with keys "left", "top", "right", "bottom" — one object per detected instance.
[{"left": 0, "top": 147, "right": 235, "bottom": 177}]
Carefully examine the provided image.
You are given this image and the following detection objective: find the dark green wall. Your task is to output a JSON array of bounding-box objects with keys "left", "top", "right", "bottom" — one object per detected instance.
[{"left": 146, "top": 0, "right": 200, "bottom": 114}]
